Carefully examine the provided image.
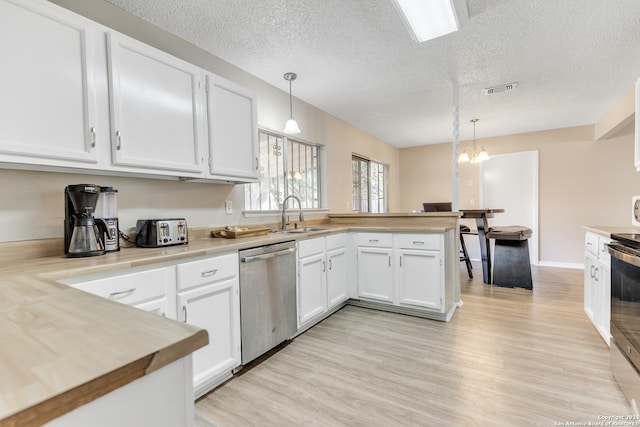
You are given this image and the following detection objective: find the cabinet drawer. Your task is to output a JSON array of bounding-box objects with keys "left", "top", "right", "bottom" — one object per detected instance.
[
  {"left": 72, "top": 267, "right": 171, "bottom": 306},
  {"left": 326, "top": 233, "right": 347, "bottom": 251},
  {"left": 585, "top": 232, "right": 598, "bottom": 256},
  {"left": 177, "top": 252, "right": 238, "bottom": 290},
  {"left": 356, "top": 233, "right": 392, "bottom": 248},
  {"left": 298, "top": 237, "right": 325, "bottom": 258},
  {"left": 396, "top": 234, "right": 441, "bottom": 251}
]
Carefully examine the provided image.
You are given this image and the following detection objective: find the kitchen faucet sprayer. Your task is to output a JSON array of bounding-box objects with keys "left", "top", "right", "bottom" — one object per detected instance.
[{"left": 281, "top": 195, "right": 304, "bottom": 230}]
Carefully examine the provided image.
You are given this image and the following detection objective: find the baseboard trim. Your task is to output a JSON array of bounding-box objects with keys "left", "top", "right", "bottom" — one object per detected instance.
[{"left": 537, "top": 261, "right": 584, "bottom": 269}]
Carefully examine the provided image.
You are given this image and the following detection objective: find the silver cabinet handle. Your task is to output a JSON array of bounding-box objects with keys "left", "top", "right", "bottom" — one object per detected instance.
[
  {"left": 329, "top": 259, "right": 332, "bottom": 270},
  {"left": 116, "top": 130, "right": 122, "bottom": 150},
  {"left": 256, "top": 157, "right": 259, "bottom": 170},
  {"left": 413, "top": 241, "right": 424, "bottom": 245},
  {"left": 400, "top": 256, "right": 403, "bottom": 267},
  {"left": 590, "top": 265, "right": 595, "bottom": 278},
  {"left": 594, "top": 267, "right": 599, "bottom": 282},
  {"left": 322, "top": 260, "right": 326, "bottom": 272},
  {"left": 109, "top": 288, "right": 135, "bottom": 298},
  {"left": 90, "top": 127, "right": 96, "bottom": 148},
  {"left": 388, "top": 256, "right": 391, "bottom": 266},
  {"left": 182, "top": 305, "right": 187, "bottom": 323},
  {"left": 201, "top": 269, "right": 218, "bottom": 277},
  {"left": 369, "top": 239, "right": 379, "bottom": 243}
]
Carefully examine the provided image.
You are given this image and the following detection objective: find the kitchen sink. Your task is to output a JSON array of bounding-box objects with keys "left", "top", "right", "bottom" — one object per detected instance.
[{"left": 280, "top": 227, "right": 329, "bottom": 234}]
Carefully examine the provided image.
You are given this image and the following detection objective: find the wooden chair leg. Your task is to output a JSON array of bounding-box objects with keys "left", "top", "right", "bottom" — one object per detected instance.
[{"left": 460, "top": 233, "right": 473, "bottom": 279}]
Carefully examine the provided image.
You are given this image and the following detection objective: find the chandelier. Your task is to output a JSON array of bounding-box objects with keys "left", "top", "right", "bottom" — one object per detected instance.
[{"left": 458, "top": 118, "right": 489, "bottom": 163}]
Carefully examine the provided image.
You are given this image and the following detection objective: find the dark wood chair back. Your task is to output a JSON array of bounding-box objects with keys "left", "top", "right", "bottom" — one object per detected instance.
[{"left": 422, "top": 202, "right": 452, "bottom": 212}]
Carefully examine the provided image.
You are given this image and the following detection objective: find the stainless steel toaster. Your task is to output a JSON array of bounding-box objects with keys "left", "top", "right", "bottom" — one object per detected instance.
[{"left": 135, "top": 219, "right": 188, "bottom": 248}]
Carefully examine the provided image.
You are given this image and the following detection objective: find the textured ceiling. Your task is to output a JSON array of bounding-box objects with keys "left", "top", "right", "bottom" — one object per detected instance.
[{"left": 104, "top": 0, "right": 640, "bottom": 147}]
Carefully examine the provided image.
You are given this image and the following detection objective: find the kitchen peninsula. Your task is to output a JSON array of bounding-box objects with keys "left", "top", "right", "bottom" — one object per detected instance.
[{"left": 0, "top": 211, "right": 461, "bottom": 426}]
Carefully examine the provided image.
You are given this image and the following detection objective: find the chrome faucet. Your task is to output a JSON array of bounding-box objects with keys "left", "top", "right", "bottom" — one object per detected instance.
[{"left": 281, "top": 195, "right": 304, "bottom": 230}]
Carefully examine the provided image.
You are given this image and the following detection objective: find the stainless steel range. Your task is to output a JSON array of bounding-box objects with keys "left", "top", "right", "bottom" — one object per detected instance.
[{"left": 608, "top": 233, "right": 640, "bottom": 414}]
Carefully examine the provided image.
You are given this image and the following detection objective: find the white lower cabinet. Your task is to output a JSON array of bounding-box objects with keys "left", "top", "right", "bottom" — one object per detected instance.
[
  {"left": 44, "top": 356, "right": 195, "bottom": 427},
  {"left": 356, "top": 232, "right": 447, "bottom": 315},
  {"left": 298, "top": 246, "right": 327, "bottom": 325},
  {"left": 584, "top": 231, "right": 611, "bottom": 345},
  {"left": 176, "top": 253, "right": 240, "bottom": 398},
  {"left": 297, "top": 234, "right": 348, "bottom": 330},
  {"left": 327, "top": 243, "right": 348, "bottom": 308},
  {"left": 135, "top": 296, "right": 171, "bottom": 317},
  {"left": 64, "top": 265, "right": 176, "bottom": 319},
  {"left": 60, "top": 251, "right": 241, "bottom": 398},
  {"left": 396, "top": 233, "right": 443, "bottom": 311},
  {"left": 397, "top": 248, "right": 442, "bottom": 310}
]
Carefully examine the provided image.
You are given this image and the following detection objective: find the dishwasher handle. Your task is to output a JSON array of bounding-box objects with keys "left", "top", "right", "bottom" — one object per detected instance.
[{"left": 241, "top": 247, "right": 295, "bottom": 263}]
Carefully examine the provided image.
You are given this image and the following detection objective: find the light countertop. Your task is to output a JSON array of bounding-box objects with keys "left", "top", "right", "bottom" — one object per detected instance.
[
  {"left": 583, "top": 225, "right": 640, "bottom": 238},
  {"left": 0, "top": 218, "right": 459, "bottom": 426}
]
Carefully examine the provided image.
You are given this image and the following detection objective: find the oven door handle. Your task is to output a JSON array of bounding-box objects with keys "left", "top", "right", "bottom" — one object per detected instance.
[{"left": 608, "top": 243, "right": 640, "bottom": 268}]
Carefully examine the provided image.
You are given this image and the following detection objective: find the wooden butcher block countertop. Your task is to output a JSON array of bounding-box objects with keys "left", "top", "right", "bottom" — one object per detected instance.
[
  {"left": 0, "top": 270, "right": 208, "bottom": 427},
  {"left": 0, "top": 214, "right": 460, "bottom": 426}
]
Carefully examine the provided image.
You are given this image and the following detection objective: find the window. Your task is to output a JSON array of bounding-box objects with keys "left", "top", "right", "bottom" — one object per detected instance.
[
  {"left": 245, "top": 129, "right": 321, "bottom": 211},
  {"left": 352, "top": 155, "right": 388, "bottom": 213}
]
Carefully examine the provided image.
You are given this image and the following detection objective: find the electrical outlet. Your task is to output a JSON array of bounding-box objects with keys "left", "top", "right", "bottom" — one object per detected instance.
[
  {"left": 225, "top": 200, "right": 233, "bottom": 215},
  {"left": 633, "top": 196, "right": 640, "bottom": 226}
]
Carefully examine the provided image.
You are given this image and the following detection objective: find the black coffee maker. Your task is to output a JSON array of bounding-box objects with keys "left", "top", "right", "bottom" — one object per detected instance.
[{"left": 64, "top": 184, "right": 105, "bottom": 257}]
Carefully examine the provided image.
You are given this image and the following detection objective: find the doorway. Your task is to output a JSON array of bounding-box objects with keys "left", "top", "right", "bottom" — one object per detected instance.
[{"left": 480, "top": 151, "right": 539, "bottom": 264}]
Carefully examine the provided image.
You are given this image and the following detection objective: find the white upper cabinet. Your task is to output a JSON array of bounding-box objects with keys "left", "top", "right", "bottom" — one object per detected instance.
[
  {"left": 0, "top": 0, "right": 260, "bottom": 181},
  {"left": 205, "top": 73, "right": 258, "bottom": 181},
  {"left": 107, "top": 32, "right": 204, "bottom": 176},
  {"left": 0, "top": 0, "right": 97, "bottom": 164}
]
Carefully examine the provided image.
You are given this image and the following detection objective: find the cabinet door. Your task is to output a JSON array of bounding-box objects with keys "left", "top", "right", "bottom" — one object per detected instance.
[
  {"left": 68, "top": 266, "right": 176, "bottom": 319},
  {"left": 327, "top": 247, "right": 348, "bottom": 309},
  {"left": 0, "top": 0, "right": 97, "bottom": 164},
  {"left": 135, "top": 297, "right": 170, "bottom": 318},
  {"left": 398, "top": 249, "right": 442, "bottom": 310},
  {"left": 205, "top": 73, "right": 258, "bottom": 180},
  {"left": 107, "top": 32, "right": 204, "bottom": 175},
  {"left": 584, "top": 251, "right": 598, "bottom": 322},
  {"left": 298, "top": 253, "right": 327, "bottom": 326},
  {"left": 596, "top": 262, "right": 611, "bottom": 345},
  {"left": 357, "top": 247, "right": 393, "bottom": 302},
  {"left": 177, "top": 278, "right": 240, "bottom": 394}
]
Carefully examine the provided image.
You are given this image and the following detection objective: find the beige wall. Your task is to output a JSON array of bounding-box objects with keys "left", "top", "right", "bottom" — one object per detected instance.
[
  {"left": 0, "top": 0, "right": 399, "bottom": 243},
  {"left": 7, "top": 0, "right": 638, "bottom": 267},
  {"left": 399, "top": 124, "right": 640, "bottom": 265}
]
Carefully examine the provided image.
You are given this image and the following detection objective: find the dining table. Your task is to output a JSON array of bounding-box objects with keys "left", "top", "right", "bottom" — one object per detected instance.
[{"left": 460, "top": 209, "right": 505, "bottom": 284}]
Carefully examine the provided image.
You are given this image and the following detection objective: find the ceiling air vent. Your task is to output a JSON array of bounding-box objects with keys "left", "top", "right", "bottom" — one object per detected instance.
[{"left": 484, "top": 82, "right": 518, "bottom": 95}]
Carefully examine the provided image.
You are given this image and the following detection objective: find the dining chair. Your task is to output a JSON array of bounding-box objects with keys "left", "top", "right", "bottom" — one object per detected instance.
[{"left": 422, "top": 202, "right": 476, "bottom": 279}]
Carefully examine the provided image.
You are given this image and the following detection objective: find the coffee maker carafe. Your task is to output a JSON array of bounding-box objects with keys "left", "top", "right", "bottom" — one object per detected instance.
[
  {"left": 95, "top": 186, "right": 120, "bottom": 252},
  {"left": 64, "top": 184, "right": 105, "bottom": 257}
]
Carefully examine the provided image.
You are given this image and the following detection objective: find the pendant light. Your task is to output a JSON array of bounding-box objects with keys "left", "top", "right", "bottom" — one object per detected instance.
[
  {"left": 283, "top": 72, "right": 301, "bottom": 134},
  {"left": 458, "top": 118, "right": 489, "bottom": 163}
]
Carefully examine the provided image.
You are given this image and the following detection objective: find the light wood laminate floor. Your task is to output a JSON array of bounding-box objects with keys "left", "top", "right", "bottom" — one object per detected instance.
[{"left": 196, "top": 264, "right": 631, "bottom": 426}]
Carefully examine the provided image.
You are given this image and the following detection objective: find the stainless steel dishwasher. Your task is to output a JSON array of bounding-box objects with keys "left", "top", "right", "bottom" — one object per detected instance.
[{"left": 239, "top": 241, "right": 297, "bottom": 365}]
